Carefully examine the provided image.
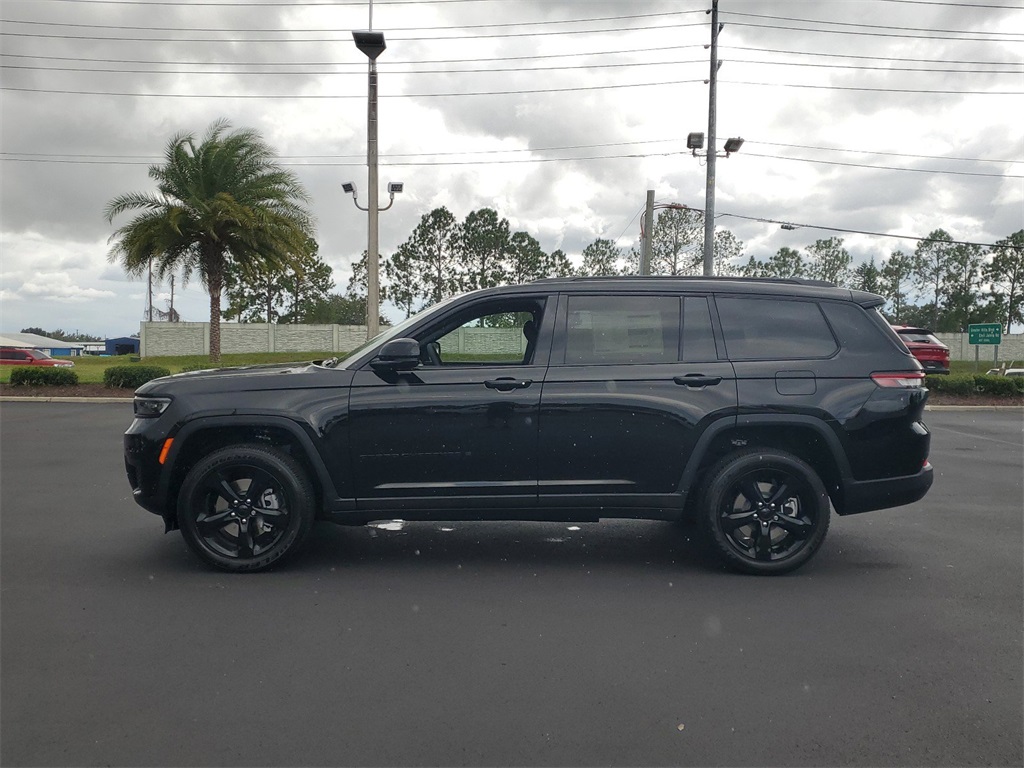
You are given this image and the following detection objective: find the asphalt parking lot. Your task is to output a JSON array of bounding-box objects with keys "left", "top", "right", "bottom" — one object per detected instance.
[{"left": 1, "top": 402, "right": 1021, "bottom": 767}]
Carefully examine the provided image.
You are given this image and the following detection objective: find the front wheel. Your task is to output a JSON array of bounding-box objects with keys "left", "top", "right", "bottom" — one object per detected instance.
[
  {"left": 177, "top": 444, "right": 316, "bottom": 572},
  {"left": 698, "top": 449, "right": 830, "bottom": 575}
]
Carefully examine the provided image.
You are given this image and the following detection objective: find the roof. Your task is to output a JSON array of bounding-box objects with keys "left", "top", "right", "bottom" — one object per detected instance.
[{"left": 0, "top": 332, "right": 85, "bottom": 349}]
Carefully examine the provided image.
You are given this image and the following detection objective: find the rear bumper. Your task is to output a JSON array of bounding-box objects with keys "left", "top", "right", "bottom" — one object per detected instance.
[{"left": 836, "top": 462, "right": 934, "bottom": 515}]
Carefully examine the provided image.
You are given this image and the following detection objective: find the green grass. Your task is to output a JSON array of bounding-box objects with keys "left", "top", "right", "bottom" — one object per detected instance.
[{"left": 0, "top": 351, "right": 336, "bottom": 384}]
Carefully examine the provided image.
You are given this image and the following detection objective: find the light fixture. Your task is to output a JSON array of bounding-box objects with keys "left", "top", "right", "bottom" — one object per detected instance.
[
  {"left": 387, "top": 182, "right": 404, "bottom": 194},
  {"left": 687, "top": 132, "right": 705, "bottom": 150},
  {"left": 342, "top": 181, "right": 356, "bottom": 194},
  {"left": 352, "top": 30, "right": 386, "bottom": 60},
  {"left": 723, "top": 136, "right": 744, "bottom": 155}
]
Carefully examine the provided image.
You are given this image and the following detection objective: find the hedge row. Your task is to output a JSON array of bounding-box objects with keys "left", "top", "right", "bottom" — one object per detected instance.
[
  {"left": 9, "top": 367, "right": 79, "bottom": 386},
  {"left": 102, "top": 365, "right": 172, "bottom": 389},
  {"left": 926, "top": 373, "right": 1024, "bottom": 397}
]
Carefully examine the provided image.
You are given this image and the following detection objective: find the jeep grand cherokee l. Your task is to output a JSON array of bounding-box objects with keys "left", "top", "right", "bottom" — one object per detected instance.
[{"left": 123, "top": 277, "right": 933, "bottom": 575}]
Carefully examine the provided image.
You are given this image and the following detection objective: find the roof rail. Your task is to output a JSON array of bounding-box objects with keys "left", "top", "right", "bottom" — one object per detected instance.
[{"left": 529, "top": 275, "right": 836, "bottom": 287}]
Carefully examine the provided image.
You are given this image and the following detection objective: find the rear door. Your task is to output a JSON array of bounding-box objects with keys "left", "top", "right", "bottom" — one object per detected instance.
[{"left": 537, "top": 293, "right": 737, "bottom": 512}]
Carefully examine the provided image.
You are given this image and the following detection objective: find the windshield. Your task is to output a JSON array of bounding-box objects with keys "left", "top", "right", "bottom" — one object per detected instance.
[{"left": 334, "top": 293, "right": 467, "bottom": 368}]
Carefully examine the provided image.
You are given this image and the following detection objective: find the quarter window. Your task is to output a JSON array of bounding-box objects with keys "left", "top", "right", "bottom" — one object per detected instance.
[
  {"left": 717, "top": 297, "right": 837, "bottom": 360},
  {"left": 564, "top": 296, "right": 679, "bottom": 364}
]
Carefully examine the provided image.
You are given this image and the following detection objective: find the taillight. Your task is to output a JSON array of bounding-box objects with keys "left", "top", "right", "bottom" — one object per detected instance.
[{"left": 871, "top": 372, "right": 926, "bottom": 388}]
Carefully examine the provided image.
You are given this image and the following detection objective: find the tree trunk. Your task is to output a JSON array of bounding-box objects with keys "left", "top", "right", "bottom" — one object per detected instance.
[{"left": 208, "top": 264, "right": 223, "bottom": 364}]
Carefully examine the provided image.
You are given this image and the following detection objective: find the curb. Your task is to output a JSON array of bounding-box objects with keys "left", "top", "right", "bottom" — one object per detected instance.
[{"left": 925, "top": 405, "right": 1023, "bottom": 412}]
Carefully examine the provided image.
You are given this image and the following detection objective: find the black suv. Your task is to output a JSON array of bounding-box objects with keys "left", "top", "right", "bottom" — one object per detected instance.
[{"left": 123, "top": 277, "right": 933, "bottom": 575}]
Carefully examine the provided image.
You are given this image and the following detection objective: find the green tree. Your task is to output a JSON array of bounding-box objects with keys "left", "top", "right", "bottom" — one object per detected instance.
[
  {"left": 712, "top": 230, "right": 744, "bottom": 276},
  {"left": 941, "top": 241, "right": 985, "bottom": 331},
  {"left": 649, "top": 207, "right": 703, "bottom": 275},
  {"left": 546, "top": 248, "right": 575, "bottom": 278},
  {"left": 984, "top": 230, "right": 1024, "bottom": 332},
  {"left": 804, "top": 237, "right": 851, "bottom": 286},
  {"left": 386, "top": 207, "right": 461, "bottom": 315},
  {"left": 579, "top": 238, "right": 622, "bottom": 276},
  {"left": 914, "top": 229, "right": 955, "bottom": 331},
  {"left": 278, "top": 245, "right": 335, "bottom": 324},
  {"left": 740, "top": 247, "right": 805, "bottom": 279},
  {"left": 506, "top": 231, "right": 550, "bottom": 283},
  {"left": 852, "top": 257, "right": 882, "bottom": 294},
  {"left": 458, "top": 208, "right": 510, "bottom": 291},
  {"left": 879, "top": 250, "right": 915, "bottom": 323},
  {"left": 105, "top": 120, "right": 314, "bottom": 362}
]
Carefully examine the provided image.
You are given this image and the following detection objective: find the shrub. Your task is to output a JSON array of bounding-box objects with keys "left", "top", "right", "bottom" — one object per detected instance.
[
  {"left": 973, "top": 375, "right": 1023, "bottom": 398},
  {"left": 925, "top": 373, "right": 975, "bottom": 396},
  {"left": 103, "top": 365, "right": 171, "bottom": 389},
  {"left": 9, "top": 367, "right": 79, "bottom": 387}
]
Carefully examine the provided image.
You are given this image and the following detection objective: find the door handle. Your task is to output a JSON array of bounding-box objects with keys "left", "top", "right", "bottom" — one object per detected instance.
[
  {"left": 484, "top": 377, "right": 533, "bottom": 391},
  {"left": 673, "top": 374, "right": 723, "bottom": 387}
]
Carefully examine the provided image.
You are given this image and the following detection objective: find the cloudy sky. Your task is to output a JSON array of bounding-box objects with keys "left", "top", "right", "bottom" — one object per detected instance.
[{"left": 1, "top": 0, "right": 1021, "bottom": 337}]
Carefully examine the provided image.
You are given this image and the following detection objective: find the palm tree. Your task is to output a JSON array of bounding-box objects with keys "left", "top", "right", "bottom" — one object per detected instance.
[{"left": 106, "top": 119, "right": 314, "bottom": 362}]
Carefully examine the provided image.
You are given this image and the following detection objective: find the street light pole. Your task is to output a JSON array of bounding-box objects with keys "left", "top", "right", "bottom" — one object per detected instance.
[
  {"left": 352, "top": 29, "right": 388, "bottom": 340},
  {"left": 367, "top": 54, "right": 380, "bottom": 339}
]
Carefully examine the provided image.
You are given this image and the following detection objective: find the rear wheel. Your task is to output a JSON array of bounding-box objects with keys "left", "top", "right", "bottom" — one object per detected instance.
[
  {"left": 177, "top": 444, "right": 316, "bottom": 572},
  {"left": 699, "top": 448, "right": 830, "bottom": 575}
]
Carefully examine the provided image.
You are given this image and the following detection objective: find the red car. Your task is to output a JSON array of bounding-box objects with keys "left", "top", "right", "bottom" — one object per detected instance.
[
  {"left": 0, "top": 346, "right": 75, "bottom": 367},
  {"left": 891, "top": 326, "right": 949, "bottom": 375}
]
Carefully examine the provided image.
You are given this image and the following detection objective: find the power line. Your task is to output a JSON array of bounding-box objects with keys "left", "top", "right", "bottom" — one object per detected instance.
[
  {"left": 0, "top": 79, "right": 708, "bottom": 98},
  {"left": 7, "top": 137, "right": 1011, "bottom": 166},
  {"left": 721, "top": 10, "right": 1024, "bottom": 37},
  {"left": 4, "top": 56, "right": 1020, "bottom": 76},
  {"left": 0, "top": 10, "right": 700, "bottom": 34},
  {"left": 724, "top": 80, "right": 1020, "bottom": 95},
  {"left": 725, "top": 20, "right": 1022, "bottom": 43},
  {"left": 726, "top": 44, "right": 1021, "bottom": 67},
  {"left": 0, "top": 19, "right": 707, "bottom": 43},
  {"left": 715, "top": 210, "right": 1015, "bottom": 250},
  {"left": 739, "top": 151, "right": 1020, "bottom": 179}
]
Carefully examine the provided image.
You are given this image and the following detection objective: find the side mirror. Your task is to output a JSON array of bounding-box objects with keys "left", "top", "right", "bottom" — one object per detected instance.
[{"left": 370, "top": 338, "right": 421, "bottom": 372}]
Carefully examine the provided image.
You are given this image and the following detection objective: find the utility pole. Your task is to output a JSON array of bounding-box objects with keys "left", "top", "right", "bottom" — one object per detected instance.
[
  {"left": 169, "top": 275, "right": 175, "bottom": 321},
  {"left": 640, "top": 189, "right": 655, "bottom": 275},
  {"left": 703, "top": 0, "right": 721, "bottom": 276}
]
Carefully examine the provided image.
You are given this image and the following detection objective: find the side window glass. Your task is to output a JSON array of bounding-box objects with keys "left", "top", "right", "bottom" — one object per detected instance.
[
  {"left": 429, "top": 308, "right": 541, "bottom": 366},
  {"left": 564, "top": 296, "right": 679, "bottom": 365},
  {"left": 717, "top": 297, "right": 837, "bottom": 360},
  {"left": 682, "top": 297, "right": 718, "bottom": 362}
]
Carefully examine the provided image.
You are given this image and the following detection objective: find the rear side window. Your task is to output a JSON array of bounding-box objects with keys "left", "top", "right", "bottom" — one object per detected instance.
[
  {"left": 565, "top": 296, "right": 679, "bottom": 364},
  {"left": 717, "top": 297, "right": 837, "bottom": 360}
]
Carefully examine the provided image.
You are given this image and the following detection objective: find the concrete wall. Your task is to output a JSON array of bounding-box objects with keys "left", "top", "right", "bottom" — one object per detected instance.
[
  {"left": 935, "top": 333, "right": 1024, "bottom": 364},
  {"left": 139, "top": 323, "right": 1024, "bottom": 364},
  {"left": 140, "top": 322, "right": 376, "bottom": 357},
  {"left": 140, "top": 322, "right": 528, "bottom": 358}
]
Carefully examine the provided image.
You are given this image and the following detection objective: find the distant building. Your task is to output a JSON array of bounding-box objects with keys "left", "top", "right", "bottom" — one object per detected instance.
[
  {"left": 0, "top": 332, "right": 84, "bottom": 357},
  {"left": 105, "top": 337, "right": 140, "bottom": 356}
]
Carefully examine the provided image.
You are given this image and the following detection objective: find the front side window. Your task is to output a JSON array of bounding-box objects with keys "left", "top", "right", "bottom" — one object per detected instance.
[
  {"left": 717, "top": 297, "right": 837, "bottom": 360},
  {"left": 419, "top": 300, "right": 546, "bottom": 366},
  {"left": 564, "top": 296, "right": 679, "bottom": 365}
]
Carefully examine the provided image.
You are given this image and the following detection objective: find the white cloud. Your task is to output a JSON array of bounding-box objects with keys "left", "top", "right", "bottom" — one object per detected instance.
[{"left": 0, "top": 0, "right": 1021, "bottom": 334}]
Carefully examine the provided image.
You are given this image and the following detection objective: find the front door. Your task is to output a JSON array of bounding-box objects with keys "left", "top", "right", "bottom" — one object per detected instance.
[{"left": 349, "top": 296, "right": 551, "bottom": 515}]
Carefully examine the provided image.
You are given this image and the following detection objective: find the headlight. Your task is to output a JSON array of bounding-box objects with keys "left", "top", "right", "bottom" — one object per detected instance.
[{"left": 134, "top": 396, "right": 172, "bottom": 417}]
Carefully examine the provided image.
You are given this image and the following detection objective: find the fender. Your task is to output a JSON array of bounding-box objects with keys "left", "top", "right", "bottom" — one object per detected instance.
[
  {"left": 677, "top": 412, "right": 855, "bottom": 500},
  {"left": 158, "top": 414, "right": 345, "bottom": 514}
]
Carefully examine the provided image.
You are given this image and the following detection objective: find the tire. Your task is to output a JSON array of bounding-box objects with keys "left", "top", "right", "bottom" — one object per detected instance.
[
  {"left": 698, "top": 448, "right": 830, "bottom": 575},
  {"left": 177, "top": 444, "right": 316, "bottom": 572}
]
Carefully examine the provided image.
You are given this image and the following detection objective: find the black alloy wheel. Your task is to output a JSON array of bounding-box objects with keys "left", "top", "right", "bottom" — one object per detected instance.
[
  {"left": 177, "top": 444, "right": 315, "bottom": 572},
  {"left": 699, "top": 448, "right": 830, "bottom": 575}
]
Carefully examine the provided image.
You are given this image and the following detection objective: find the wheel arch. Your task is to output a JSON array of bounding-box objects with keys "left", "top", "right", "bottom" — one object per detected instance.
[
  {"left": 680, "top": 415, "right": 853, "bottom": 515},
  {"left": 159, "top": 416, "right": 338, "bottom": 530}
]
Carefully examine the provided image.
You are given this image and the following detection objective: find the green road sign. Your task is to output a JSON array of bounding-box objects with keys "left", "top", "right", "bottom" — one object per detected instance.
[{"left": 968, "top": 323, "right": 1002, "bottom": 345}]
